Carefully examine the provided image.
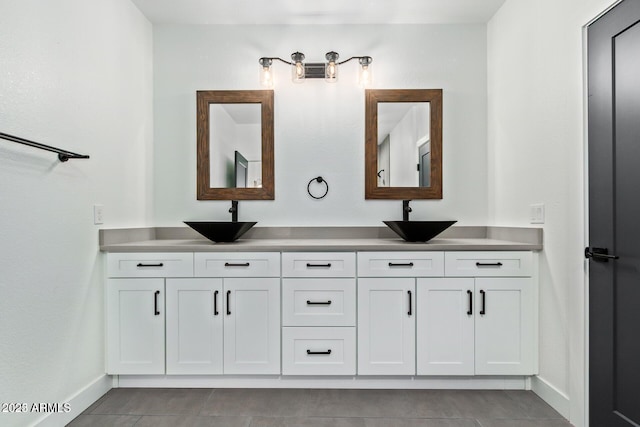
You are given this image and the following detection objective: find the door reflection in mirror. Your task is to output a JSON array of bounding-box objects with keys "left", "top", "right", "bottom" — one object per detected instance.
[
  {"left": 209, "top": 103, "right": 262, "bottom": 188},
  {"left": 377, "top": 102, "right": 430, "bottom": 188}
]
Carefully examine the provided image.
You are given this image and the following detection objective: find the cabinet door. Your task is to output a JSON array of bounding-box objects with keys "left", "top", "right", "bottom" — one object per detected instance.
[
  {"left": 358, "top": 278, "right": 415, "bottom": 375},
  {"left": 223, "top": 278, "right": 280, "bottom": 374},
  {"left": 475, "top": 278, "right": 535, "bottom": 375},
  {"left": 106, "top": 278, "right": 165, "bottom": 374},
  {"left": 166, "top": 279, "right": 223, "bottom": 375},
  {"left": 416, "top": 278, "right": 475, "bottom": 375}
]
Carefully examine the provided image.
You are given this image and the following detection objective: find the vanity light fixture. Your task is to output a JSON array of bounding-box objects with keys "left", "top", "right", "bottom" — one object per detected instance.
[{"left": 258, "top": 51, "right": 373, "bottom": 87}]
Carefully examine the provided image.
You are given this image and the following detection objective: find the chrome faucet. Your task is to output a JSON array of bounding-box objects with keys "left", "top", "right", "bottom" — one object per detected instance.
[
  {"left": 403, "top": 200, "right": 412, "bottom": 221},
  {"left": 229, "top": 200, "right": 238, "bottom": 223}
]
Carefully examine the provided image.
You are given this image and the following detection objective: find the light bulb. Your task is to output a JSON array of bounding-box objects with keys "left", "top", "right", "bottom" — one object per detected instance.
[
  {"left": 358, "top": 57, "right": 373, "bottom": 88},
  {"left": 325, "top": 51, "right": 339, "bottom": 82},
  {"left": 359, "top": 65, "right": 371, "bottom": 87},
  {"left": 291, "top": 51, "right": 305, "bottom": 83},
  {"left": 261, "top": 66, "right": 273, "bottom": 88},
  {"left": 259, "top": 58, "right": 274, "bottom": 88}
]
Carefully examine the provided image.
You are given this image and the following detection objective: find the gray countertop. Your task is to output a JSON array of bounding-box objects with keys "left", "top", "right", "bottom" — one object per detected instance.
[{"left": 99, "top": 226, "right": 543, "bottom": 252}]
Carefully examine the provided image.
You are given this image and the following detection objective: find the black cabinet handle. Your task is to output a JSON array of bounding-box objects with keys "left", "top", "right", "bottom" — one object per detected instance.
[
  {"left": 408, "top": 290, "right": 412, "bottom": 316},
  {"left": 214, "top": 290, "right": 219, "bottom": 316},
  {"left": 307, "top": 349, "right": 332, "bottom": 355},
  {"left": 226, "top": 290, "right": 231, "bottom": 315},
  {"left": 475, "top": 262, "right": 503, "bottom": 267},
  {"left": 224, "top": 262, "right": 250, "bottom": 267},
  {"left": 480, "top": 290, "right": 486, "bottom": 315},
  {"left": 137, "top": 263, "right": 164, "bottom": 268},
  {"left": 389, "top": 262, "right": 414, "bottom": 267},
  {"left": 306, "top": 263, "right": 332, "bottom": 268},
  {"left": 307, "top": 300, "right": 332, "bottom": 305},
  {"left": 154, "top": 290, "right": 160, "bottom": 316},
  {"left": 467, "top": 290, "right": 473, "bottom": 315}
]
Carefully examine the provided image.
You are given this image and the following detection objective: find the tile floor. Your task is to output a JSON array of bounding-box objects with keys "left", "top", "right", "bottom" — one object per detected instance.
[{"left": 68, "top": 388, "right": 572, "bottom": 427}]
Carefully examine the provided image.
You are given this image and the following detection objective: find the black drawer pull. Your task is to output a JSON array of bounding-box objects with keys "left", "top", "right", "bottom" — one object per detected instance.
[
  {"left": 154, "top": 290, "right": 160, "bottom": 316},
  {"left": 137, "top": 263, "right": 164, "bottom": 268},
  {"left": 307, "top": 349, "right": 332, "bottom": 355},
  {"left": 225, "top": 262, "right": 250, "bottom": 267},
  {"left": 226, "top": 290, "right": 231, "bottom": 315},
  {"left": 480, "top": 290, "right": 486, "bottom": 315},
  {"left": 467, "top": 290, "right": 473, "bottom": 315},
  {"left": 214, "top": 290, "right": 219, "bottom": 316},
  {"left": 475, "top": 262, "right": 503, "bottom": 267},
  {"left": 306, "top": 263, "right": 332, "bottom": 268},
  {"left": 408, "top": 290, "right": 412, "bottom": 316},
  {"left": 389, "top": 262, "right": 414, "bottom": 267},
  {"left": 307, "top": 300, "right": 332, "bottom": 305}
]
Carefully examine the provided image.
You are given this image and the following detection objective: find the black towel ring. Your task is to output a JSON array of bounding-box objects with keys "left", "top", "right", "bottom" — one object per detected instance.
[{"left": 307, "top": 176, "right": 329, "bottom": 199}]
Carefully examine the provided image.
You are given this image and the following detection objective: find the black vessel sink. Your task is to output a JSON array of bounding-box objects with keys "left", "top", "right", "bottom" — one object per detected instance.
[
  {"left": 383, "top": 220, "right": 457, "bottom": 242},
  {"left": 184, "top": 221, "right": 257, "bottom": 243}
]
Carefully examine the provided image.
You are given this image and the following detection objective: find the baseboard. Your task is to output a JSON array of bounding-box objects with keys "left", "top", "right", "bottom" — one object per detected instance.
[
  {"left": 33, "top": 374, "right": 111, "bottom": 427},
  {"left": 531, "top": 375, "right": 571, "bottom": 420},
  {"left": 116, "top": 375, "right": 528, "bottom": 390}
]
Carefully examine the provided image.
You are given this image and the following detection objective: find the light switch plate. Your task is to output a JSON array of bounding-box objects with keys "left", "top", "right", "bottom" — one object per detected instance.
[
  {"left": 530, "top": 203, "right": 544, "bottom": 224},
  {"left": 94, "top": 204, "right": 104, "bottom": 225}
]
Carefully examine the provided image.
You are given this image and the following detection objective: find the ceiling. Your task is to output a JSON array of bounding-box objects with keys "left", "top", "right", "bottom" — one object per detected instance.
[{"left": 130, "top": 0, "right": 506, "bottom": 25}]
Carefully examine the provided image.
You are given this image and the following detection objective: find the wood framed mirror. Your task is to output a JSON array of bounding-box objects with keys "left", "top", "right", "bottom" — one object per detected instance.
[
  {"left": 197, "top": 90, "right": 274, "bottom": 200},
  {"left": 365, "top": 89, "right": 442, "bottom": 199}
]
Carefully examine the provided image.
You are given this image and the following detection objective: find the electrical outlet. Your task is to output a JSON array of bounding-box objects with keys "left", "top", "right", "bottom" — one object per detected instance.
[
  {"left": 94, "top": 205, "right": 104, "bottom": 225},
  {"left": 530, "top": 203, "right": 544, "bottom": 224}
]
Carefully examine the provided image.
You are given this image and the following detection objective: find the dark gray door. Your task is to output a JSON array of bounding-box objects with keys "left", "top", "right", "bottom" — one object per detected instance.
[
  {"left": 588, "top": 0, "right": 640, "bottom": 425},
  {"left": 418, "top": 141, "right": 430, "bottom": 187}
]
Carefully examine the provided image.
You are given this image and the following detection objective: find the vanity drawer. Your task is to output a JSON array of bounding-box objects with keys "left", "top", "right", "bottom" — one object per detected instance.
[
  {"left": 445, "top": 251, "right": 533, "bottom": 277},
  {"left": 357, "top": 252, "right": 445, "bottom": 277},
  {"left": 194, "top": 252, "right": 280, "bottom": 277},
  {"left": 282, "top": 279, "right": 356, "bottom": 327},
  {"left": 107, "top": 253, "right": 194, "bottom": 278},
  {"left": 282, "top": 252, "right": 356, "bottom": 277},
  {"left": 282, "top": 327, "right": 356, "bottom": 375}
]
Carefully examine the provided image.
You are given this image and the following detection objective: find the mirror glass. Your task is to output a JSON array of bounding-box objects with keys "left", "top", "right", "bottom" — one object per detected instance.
[
  {"left": 197, "top": 90, "right": 274, "bottom": 200},
  {"left": 377, "top": 102, "right": 431, "bottom": 188},
  {"left": 365, "top": 89, "right": 442, "bottom": 199},
  {"left": 208, "top": 103, "right": 262, "bottom": 188}
]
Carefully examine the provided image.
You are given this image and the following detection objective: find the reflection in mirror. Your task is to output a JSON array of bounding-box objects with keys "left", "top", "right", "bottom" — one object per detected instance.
[
  {"left": 377, "top": 102, "right": 431, "bottom": 188},
  {"left": 365, "top": 89, "right": 442, "bottom": 200},
  {"left": 197, "top": 90, "right": 274, "bottom": 200},
  {"left": 208, "top": 103, "right": 262, "bottom": 188}
]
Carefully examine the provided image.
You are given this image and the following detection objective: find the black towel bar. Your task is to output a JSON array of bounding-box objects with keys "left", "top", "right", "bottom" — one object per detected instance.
[{"left": 0, "top": 132, "right": 90, "bottom": 162}]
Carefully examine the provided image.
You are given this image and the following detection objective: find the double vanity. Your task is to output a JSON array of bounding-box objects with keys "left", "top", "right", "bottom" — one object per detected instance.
[
  {"left": 100, "top": 87, "right": 541, "bottom": 389},
  {"left": 100, "top": 225, "right": 541, "bottom": 389}
]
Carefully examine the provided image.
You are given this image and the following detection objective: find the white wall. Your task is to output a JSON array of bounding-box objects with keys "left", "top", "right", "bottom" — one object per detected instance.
[
  {"left": 487, "top": 0, "right": 616, "bottom": 425},
  {"left": 0, "top": 1, "right": 152, "bottom": 425},
  {"left": 153, "top": 24, "right": 487, "bottom": 225}
]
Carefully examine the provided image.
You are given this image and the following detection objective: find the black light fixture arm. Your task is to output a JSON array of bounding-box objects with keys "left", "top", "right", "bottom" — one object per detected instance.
[
  {"left": 259, "top": 56, "right": 294, "bottom": 66},
  {"left": 0, "top": 132, "right": 90, "bottom": 162},
  {"left": 337, "top": 56, "right": 373, "bottom": 65}
]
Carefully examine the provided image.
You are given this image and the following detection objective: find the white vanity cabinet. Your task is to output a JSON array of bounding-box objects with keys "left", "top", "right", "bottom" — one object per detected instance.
[
  {"left": 165, "top": 278, "right": 223, "bottom": 375},
  {"left": 357, "top": 252, "right": 446, "bottom": 375},
  {"left": 357, "top": 277, "right": 416, "bottom": 375},
  {"left": 106, "top": 252, "right": 194, "bottom": 375},
  {"left": 358, "top": 251, "right": 537, "bottom": 377},
  {"left": 192, "top": 253, "right": 281, "bottom": 375},
  {"left": 416, "top": 278, "right": 475, "bottom": 375},
  {"left": 106, "top": 252, "right": 280, "bottom": 376},
  {"left": 473, "top": 277, "right": 535, "bottom": 375},
  {"left": 163, "top": 276, "right": 282, "bottom": 376},
  {"left": 106, "top": 278, "right": 165, "bottom": 375},
  {"left": 281, "top": 252, "right": 357, "bottom": 375},
  {"left": 417, "top": 252, "right": 536, "bottom": 376},
  {"left": 104, "top": 247, "right": 537, "bottom": 382}
]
